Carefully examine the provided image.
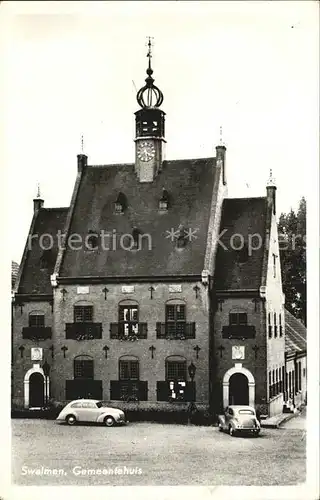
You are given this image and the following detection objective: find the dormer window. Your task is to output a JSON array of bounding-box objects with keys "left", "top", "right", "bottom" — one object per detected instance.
[
  {"left": 159, "top": 189, "right": 169, "bottom": 211},
  {"left": 114, "top": 192, "right": 127, "bottom": 215},
  {"left": 235, "top": 243, "right": 249, "bottom": 263},
  {"left": 176, "top": 225, "right": 186, "bottom": 249},
  {"left": 86, "top": 230, "right": 99, "bottom": 250},
  {"left": 132, "top": 227, "right": 140, "bottom": 249}
]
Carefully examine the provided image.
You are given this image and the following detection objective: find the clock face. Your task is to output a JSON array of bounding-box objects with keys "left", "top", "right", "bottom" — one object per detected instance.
[{"left": 137, "top": 141, "right": 156, "bottom": 162}]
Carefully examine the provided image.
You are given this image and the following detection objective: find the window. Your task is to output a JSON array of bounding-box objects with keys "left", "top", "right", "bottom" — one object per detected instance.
[
  {"left": 238, "top": 409, "right": 254, "bottom": 415},
  {"left": 273, "top": 254, "right": 276, "bottom": 278},
  {"left": 282, "top": 366, "right": 285, "bottom": 393},
  {"left": 269, "top": 372, "right": 272, "bottom": 399},
  {"left": 70, "top": 402, "right": 83, "bottom": 408},
  {"left": 176, "top": 225, "right": 186, "bottom": 248},
  {"left": 74, "top": 358, "right": 94, "bottom": 379},
  {"left": 166, "top": 359, "right": 187, "bottom": 381},
  {"left": 86, "top": 230, "right": 99, "bottom": 250},
  {"left": 40, "top": 249, "right": 54, "bottom": 270},
  {"left": 166, "top": 304, "right": 186, "bottom": 337},
  {"left": 274, "top": 313, "right": 277, "bottom": 337},
  {"left": 74, "top": 306, "right": 93, "bottom": 323},
  {"left": 268, "top": 313, "right": 272, "bottom": 338},
  {"left": 29, "top": 312, "right": 45, "bottom": 327},
  {"left": 236, "top": 244, "right": 249, "bottom": 264},
  {"left": 279, "top": 313, "right": 283, "bottom": 336},
  {"left": 119, "top": 305, "right": 139, "bottom": 337},
  {"left": 229, "top": 313, "right": 247, "bottom": 326},
  {"left": 159, "top": 189, "right": 169, "bottom": 211},
  {"left": 131, "top": 228, "right": 140, "bottom": 249},
  {"left": 114, "top": 192, "right": 126, "bottom": 214},
  {"left": 119, "top": 359, "right": 139, "bottom": 380}
]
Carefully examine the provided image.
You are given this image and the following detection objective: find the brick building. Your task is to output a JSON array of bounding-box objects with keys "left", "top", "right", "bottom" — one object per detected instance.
[{"left": 12, "top": 44, "right": 306, "bottom": 417}]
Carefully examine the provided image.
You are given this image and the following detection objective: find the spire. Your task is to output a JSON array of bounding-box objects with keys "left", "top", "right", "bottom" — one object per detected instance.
[
  {"left": 267, "top": 168, "right": 276, "bottom": 187},
  {"left": 136, "top": 37, "right": 164, "bottom": 108},
  {"left": 33, "top": 182, "right": 44, "bottom": 212}
]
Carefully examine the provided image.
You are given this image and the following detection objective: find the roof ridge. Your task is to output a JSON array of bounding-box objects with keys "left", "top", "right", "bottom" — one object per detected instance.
[
  {"left": 285, "top": 309, "right": 306, "bottom": 329},
  {"left": 224, "top": 196, "right": 267, "bottom": 201},
  {"left": 41, "top": 207, "right": 69, "bottom": 212},
  {"left": 87, "top": 156, "right": 216, "bottom": 169}
]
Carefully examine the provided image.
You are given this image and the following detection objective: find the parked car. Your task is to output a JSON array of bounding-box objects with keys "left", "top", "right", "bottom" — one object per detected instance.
[
  {"left": 218, "top": 405, "right": 260, "bottom": 437},
  {"left": 56, "top": 399, "right": 127, "bottom": 427}
]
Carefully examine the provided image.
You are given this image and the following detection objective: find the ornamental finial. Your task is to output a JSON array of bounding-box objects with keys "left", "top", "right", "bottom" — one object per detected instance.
[
  {"left": 36, "top": 183, "right": 41, "bottom": 199},
  {"left": 136, "top": 37, "right": 163, "bottom": 109},
  {"left": 267, "top": 168, "right": 276, "bottom": 187}
]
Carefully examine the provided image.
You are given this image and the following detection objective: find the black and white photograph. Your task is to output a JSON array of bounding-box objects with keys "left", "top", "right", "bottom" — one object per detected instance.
[{"left": 1, "top": 1, "right": 319, "bottom": 499}]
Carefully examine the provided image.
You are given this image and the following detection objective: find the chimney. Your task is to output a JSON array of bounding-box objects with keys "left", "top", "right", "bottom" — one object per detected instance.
[
  {"left": 77, "top": 154, "right": 88, "bottom": 172},
  {"left": 215, "top": 144, "right": 227, "bottom": 185},
  {"left": 33, "top": 184, "right": 44, "bottom": 212},
  {"left": 266, "top": 169, "right": 277, "bottom": 215}
]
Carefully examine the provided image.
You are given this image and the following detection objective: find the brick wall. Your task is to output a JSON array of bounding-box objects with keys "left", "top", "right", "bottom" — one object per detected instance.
[
  {"left": 12, "top": 301, "right": 53, "bottom": 407},
  {"left": 50, "top": 281, "right": 209, "bottom": 407},
  {"left": 212, "top": 296, "right": 267, "bottom": 412}
]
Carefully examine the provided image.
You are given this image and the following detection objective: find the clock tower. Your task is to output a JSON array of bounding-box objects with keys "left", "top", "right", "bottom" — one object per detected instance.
[{"left": 135, "top": 38, "right": 166, "bottom": 182}]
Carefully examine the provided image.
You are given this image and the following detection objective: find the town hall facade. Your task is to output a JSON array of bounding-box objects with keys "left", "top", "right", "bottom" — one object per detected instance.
[{"left": 12, "top": 43, "right": 306, "bottom": 418}]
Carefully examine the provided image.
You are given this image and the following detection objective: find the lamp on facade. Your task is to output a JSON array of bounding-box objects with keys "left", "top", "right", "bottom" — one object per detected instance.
[
  {"left": 42, "top": 360, "right": 50, "bottom": 407},
  {"left": 188, "top": 362, "right": 196, "bottom": 381}
]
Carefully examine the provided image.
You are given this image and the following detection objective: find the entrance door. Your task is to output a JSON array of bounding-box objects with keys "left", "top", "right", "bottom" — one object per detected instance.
[
  {"left": 29, "top": 372, "right": 44, "bottom": 408},
  {"left": 229, "top": 373, "right": 249, "bottom": 405}
]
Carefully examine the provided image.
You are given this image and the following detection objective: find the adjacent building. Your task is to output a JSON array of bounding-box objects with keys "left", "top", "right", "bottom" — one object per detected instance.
[{"left": 12, "top": 44, "right": 306, "bottom": 417}]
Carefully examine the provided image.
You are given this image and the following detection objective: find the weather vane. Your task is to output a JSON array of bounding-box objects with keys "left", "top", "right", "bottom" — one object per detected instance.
[
  {"left": 146, "top": 36, "right": 154, "bottom": 59},
  {"left": 36, "top": 183, "right": 41, "bottom": 199},
  {"left": 219, "top": 125, "right": 223, "bottom": 145},
  {"left": 81, "top": 134, "right": 84, "bottom": 154}
]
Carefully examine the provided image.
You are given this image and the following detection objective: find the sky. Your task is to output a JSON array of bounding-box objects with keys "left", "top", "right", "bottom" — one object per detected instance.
[{"left": 1, "top": 1, "right": 318, "bottom": 264}]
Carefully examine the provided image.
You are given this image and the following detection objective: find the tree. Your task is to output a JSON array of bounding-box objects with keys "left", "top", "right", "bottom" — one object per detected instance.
[{"left": 278, "top": 198, "right": 306, "bottom": 325}]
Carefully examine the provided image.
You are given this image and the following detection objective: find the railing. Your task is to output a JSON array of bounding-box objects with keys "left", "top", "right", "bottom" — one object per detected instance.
[
  {"left": 65, "top": 380, "right": 103, "bottom": 400},
  {"left": 22, "top": 327, "right": 52, "bottom": 340},
  {"left": 109, "top": 323, "right": 148, "bottom": 340},
  {"left": 222, "top": 325, "right": 256, "bottom": 339},
  {"left": 110, "top": 380, "right": 148, "bottom": 401},
  {"left": 157, "top": 381, "right": 196, "bottom": 402},
  {"left": 156, "top": 322, "right": 196, "bottom": 339},
  {"left": 65, "top": 323, "right": 102, "bottom": 340}
]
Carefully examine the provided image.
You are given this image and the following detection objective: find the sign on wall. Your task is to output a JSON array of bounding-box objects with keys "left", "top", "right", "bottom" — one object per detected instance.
[
  {"left": 232, "top": 346, "right": 245, "bottom": 360},
  {"left": 169, "top": 284, "right": 182, "bottom": 293},
  {"left": 122, "top": 285, "right": 135, "bottom": 293},
  {"left": 31, "top": 347, "right": 43, "bottom": 361},
  {"left": 77, "top": 286, "right": 89, "bottom": 294}
]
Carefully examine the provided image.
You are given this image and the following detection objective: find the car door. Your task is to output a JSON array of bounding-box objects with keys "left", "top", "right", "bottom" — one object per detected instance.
[{"left": 78, "top": 401, "right": 96, "bottom": 422}]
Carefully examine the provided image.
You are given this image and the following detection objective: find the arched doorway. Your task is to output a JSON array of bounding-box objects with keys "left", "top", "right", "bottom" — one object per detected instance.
[
  {"left": 29, "top": 372, "right": 44, "bottom": 408},
  {"left": 24, "top": 365, "right": 49, "bottom": 409},
  {"left": 229, "top": 373, "right": 249, "bottom": 405},
  {"left": 222, "top": 365, "right": 255, "bottom": 408}
]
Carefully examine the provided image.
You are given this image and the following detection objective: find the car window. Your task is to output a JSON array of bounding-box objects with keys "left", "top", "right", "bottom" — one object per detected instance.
[
  {"left": 238, "top": 409, "right": 255, "bottom": 415},
  {"left": 228, "top": 408, "right": 233, "bottom": 416},
  {"left": 70, "top": 402, "right": 82, "bottom": 408},
  {"left": 81, "top": 402, "right": 96, "bottom": 408},
  {"left": 96, "top": 401, "right": 103, "bottom": 408}
]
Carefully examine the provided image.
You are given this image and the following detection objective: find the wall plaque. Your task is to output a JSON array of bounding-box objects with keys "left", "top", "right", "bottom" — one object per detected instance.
[
  {"left": 169, "top": 284, "right": 182, "bottom": 293},
  {"left": 31, "top": 347, "right": 43, "bottom": 361},
  {"left": 77, "top": 286, "right": 89, "bottom": 294},
  {"left": 232, "top": 346, "right": 245, "bottom": 360},
  {"left": 122, "top": 285, "right": 134, "bottom": 293}
]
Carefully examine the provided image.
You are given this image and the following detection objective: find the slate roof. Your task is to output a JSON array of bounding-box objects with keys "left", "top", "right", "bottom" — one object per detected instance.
[
  {"left": 285, "top": 309, "right": 307, "bottom": 355},
  {"left": 214, "top": 197, "right": 268, "bottom": 290},
  {"left": 18, "top": 208, "right": 68, "bottom": 294},
  {"left": 59, "top": 158, "right": 218, "bottom": 278}
]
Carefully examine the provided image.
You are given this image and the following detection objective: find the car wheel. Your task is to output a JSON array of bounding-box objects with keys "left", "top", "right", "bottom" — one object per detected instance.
[
  {"left": 66, "top": 414, "right": 76, "bottom": 426},
  {"left": 104, "top": 416, "right": 115, "bottom": 427},
  {"left": 218, "top": 423, "right": 223, "bottom": 432}
]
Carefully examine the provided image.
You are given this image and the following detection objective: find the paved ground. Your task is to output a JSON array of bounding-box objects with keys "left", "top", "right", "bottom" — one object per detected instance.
[
  {"left": 12, "top": 418, "right": 306, "bottom": 486},
  {"left": 280, "top": 407, "right": 306, "bottom": 430}
]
